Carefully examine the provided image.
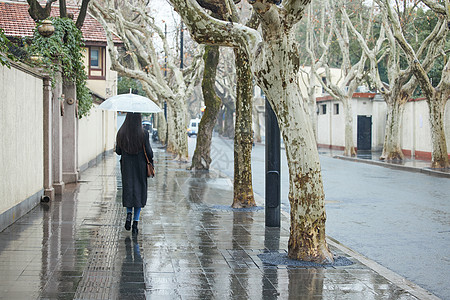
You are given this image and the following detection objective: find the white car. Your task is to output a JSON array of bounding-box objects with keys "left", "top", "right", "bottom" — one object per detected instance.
[{"left": 187, "top": 118, "right": 201, "bottom": 137}]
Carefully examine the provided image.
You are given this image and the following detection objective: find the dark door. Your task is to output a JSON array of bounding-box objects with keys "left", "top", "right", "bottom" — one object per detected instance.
[{"left": 357, "top": 115, "right": 372, "bottom": 151}]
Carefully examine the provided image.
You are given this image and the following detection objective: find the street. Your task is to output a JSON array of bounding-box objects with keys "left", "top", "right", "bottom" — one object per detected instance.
[{"left": 188, "top": 135, "right": 450, "bottom": 300}]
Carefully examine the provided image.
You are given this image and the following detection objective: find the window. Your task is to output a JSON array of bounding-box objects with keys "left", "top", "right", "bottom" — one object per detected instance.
[
  {"left": 321, "top": 104, "right": 327, "bottom": 115},
  {"left": 88, "top": 46, "right": 105, "bottom": 79},
  {"left": 334, "top": 103, "right": 339, "bottom": 115},
  {"left": 90, "top": 48, "right": 99, "bottom": 68}
]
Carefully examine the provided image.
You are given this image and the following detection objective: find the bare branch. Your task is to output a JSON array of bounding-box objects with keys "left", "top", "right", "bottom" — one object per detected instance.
[
  {"left": 27, "top": 0, "right": 57, "bottom": 21},
  {"left": 169, "top": 0, "right": 261, "bottom": 58},
  {"left": 76, "top": 0, "right": 91, "bottom": 29},
  {"left": 421, "top": 0, "right": 446, "bottom": 15}
]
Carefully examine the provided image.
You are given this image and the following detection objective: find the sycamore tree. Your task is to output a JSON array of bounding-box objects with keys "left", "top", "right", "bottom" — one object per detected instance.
[
  {"left": 190, "top": 0, "right": 256, "bottom": 208},
  {"left": 169, "top": 0, "right": 333, "bottom": 262},
  {"left": 378, "top": 0, "right": 449, "bottom": 168},
  {"left": 215, "top": 48, "right": 236, "bottom": 138},
  {"left": 306, "top": 0, "right": 373, "bottom": 157},
  {"left": 90, "top": 0, "right": 204, "bottom": 160},
  {"left": 346, "top": 1, "right": 445, "bottom": 161},
  {"left": 190, "top": 45, "right": 222, "bottom": 170}
]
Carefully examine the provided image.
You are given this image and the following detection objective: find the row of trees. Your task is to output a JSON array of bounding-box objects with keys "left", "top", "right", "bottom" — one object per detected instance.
[
  {"left": 298, "top": 0, "right": 449, "bottom": 168},
  {"left": 89, "top": 0, "right": 448, "bottom": 263},
  {"left": 8, "top": 0, "right": 446, "bottom": 263}
]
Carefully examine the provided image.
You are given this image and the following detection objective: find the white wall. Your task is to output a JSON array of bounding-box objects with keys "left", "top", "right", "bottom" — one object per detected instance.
[
  {"left": 0, "top": 63, "right": 44, "bottom": 215},
  {"left": 402, "top": 99, "right": 450, "bottom": 158},
  {"left": 316, "top": 95, "right": 449, "bottom": 158},
  {"left": 78, "top": 105, "right": 116, "bottom": 170}
]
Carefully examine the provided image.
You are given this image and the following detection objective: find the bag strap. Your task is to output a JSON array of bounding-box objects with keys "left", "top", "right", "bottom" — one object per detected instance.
[{"left": 143, "top": 145, "right": 150, "bottom": 164}]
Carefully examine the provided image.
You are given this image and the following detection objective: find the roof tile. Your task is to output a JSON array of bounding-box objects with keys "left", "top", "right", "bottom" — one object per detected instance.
[{"left": 0, "top": 1, "right": 121, "bottom": 44}]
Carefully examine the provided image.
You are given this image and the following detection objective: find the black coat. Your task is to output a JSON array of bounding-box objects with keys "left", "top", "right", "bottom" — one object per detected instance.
[{"left": 116, "top": 131, "right": 153, "bottom": 208}]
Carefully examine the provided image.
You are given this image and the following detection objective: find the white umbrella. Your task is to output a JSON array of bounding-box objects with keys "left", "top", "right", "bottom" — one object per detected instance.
[{"left": 98, "top": 93, "right": 163, "bottom": 113}]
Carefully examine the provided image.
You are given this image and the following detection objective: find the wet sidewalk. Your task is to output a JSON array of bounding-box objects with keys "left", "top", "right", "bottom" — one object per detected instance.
[{"left": 0, "top": 147, "right": 440, "bottom": 299}]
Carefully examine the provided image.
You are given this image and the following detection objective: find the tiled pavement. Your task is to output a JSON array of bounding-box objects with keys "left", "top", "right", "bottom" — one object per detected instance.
[{"left": 0, "top": 148, "right": 440, "bottom": 299}]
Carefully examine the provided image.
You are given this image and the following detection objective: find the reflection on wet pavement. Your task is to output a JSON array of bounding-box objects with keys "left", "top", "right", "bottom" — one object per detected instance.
[{"left": 0, "top": 150, "right": 420, "bottom": 299}]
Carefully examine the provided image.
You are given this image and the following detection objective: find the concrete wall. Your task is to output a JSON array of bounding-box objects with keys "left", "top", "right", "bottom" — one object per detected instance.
[
  {"left": 316, "top": 95, "right": 450, "bottom": 159},
  {"left": 78, "top": 106, "right": 116, "bottom": 172},
  {"left": 316, "top": 97, "right": 387, "bottom": 150},
  {"left": 402, "top": 99, "right": 450, "bottom": 159},
  {"left": 0, "top": 62, "right": 44, "bottom": 224}
]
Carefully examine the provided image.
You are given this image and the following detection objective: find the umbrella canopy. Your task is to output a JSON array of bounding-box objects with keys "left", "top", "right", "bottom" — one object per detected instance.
[{"left": 98, "top": 93, "right": 163, "bottom": 113}]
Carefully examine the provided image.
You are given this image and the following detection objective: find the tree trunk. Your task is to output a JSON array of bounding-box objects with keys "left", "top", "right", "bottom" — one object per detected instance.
[
  {"left": 307, "top": 97, "right": 318, "bottom": 142},
  {"left": 232, "top": 48, "right": 255, "bottom": 208},
  {"left": 169, "top": 102, "right": 189, "bottom": 161},
  {"left": 223, "top": 105, "right": 235, "bottom": 138},
  {"left": 166, "top": 106, "right": 175, "bottom": 152},
  {"left": 157, "top": 112, "right": 167, "bottom": 145},
  {"left": 191, "top": 45, "right": 222, "bottom": 170},
  {"left": 428, "top": 98, "right": 449, "bottom": 169},
  {"left": 253, "top": 105, "right": 262, "bottom": 143},
  {"left": 253, "top": 37, "right": 332, "bottom": 263},
  {"left": 380, "top": 100, "right": 405, "bottom": 161},
  {"left": 342, "top": 99, "right": 356, "bottom": 156}
]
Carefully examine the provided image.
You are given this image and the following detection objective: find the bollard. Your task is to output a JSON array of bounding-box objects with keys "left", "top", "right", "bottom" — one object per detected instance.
[{"left": 265, "top": 98, "right": 281, "bottom": 227}]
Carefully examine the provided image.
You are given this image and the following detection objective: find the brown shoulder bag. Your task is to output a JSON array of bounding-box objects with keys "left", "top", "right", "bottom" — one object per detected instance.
[{"left": 143, "top": 145, "right": 155, "bottom": 178}]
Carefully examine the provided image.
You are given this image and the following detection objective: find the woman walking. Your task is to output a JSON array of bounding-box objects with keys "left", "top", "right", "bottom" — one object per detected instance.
[{"left": 115, "top": 112, "right": 153, "bottom": 234}]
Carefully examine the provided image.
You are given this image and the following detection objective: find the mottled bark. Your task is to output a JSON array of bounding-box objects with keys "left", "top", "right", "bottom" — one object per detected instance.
[
  {"left": 168, "top": 102, "right": 189, "bottom": 161},
  {"left": 254, "top": 37, "right": 332, "bottom": 263},
  {"left": 170, "top": 0, "right": 332, "bottom": 263},
  {"left": 342, "top": 100, "right": 356, "bottom": 156},
  {"left": 232, "top": 48, "right": 255, "bottom": 208},
  {"left": 253, "top": 104, "right": 262, "bottom": 143},
  {"left": 157, "top": 112, "right": 167, "bottom": 145},
  {"left": 428, "top": 98, "right": 449, "bottom": 169},
  {"left": 380, "top": 100, "right": 405, "bottom": 161},
  {"left": 191, "top": 45, "right": 222, "bottom": 170},
  {"left": 223, "top": 106, "right": 235, "bottom": 138}
]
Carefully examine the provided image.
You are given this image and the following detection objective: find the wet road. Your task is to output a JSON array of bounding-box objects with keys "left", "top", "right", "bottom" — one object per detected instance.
[{"left": 189, "top": 135, "right": 450, "bottom": 300}]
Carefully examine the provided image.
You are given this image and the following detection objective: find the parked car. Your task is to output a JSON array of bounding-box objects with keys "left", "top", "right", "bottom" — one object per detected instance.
[{"left": 187, "top": 118, "right": 201, "bottom": 137}]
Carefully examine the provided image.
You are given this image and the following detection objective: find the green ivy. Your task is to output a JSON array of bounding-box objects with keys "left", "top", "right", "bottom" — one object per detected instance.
[
  {"left": 28, "top": 18, "right": 92, "bottom": 118},
  {"left": 0, "top": 27, "right": 15, "bottom": 67}
]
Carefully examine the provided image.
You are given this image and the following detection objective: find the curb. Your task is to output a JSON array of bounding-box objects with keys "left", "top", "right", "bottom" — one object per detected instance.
[
  {"left": 251, "top": 178, "right": 442, "bottom": 300},
  {"left": 326, "top": 237, "right": 441, "bottom": 300},
  {"left": 333, "top": 155, "right": 450, "bottom": 178}
]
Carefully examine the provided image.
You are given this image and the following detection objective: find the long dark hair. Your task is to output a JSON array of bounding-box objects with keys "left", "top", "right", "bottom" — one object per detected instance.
[{"left": 116, "top": 113, "right": 145, "bottom": 154}]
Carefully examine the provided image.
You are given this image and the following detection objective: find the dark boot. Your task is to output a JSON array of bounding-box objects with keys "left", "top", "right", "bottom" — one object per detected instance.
[
  {"left": 132, "top": 221, "right": 139, "bottom": 235},
  {"left": 125, "top": 213, "right": 132, "bottom": 231}
]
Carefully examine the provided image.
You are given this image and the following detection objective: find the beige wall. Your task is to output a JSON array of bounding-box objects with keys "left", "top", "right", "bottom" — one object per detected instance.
[
  {"left": 0, "top": 63, "right": 44, "bottom": 215},
  {"left": 82, "top": 46, "right": 117, "bottom": 99},
  {"left": 78, "top": 105, "right": 116, "bottom": 170}
]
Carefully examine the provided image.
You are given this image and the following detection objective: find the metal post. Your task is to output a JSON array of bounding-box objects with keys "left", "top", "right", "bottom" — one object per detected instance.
[
  {"left": 265, "top": 97, "right": 280, "bottom": 227},
  {"left": 180, "top": 21, "right": 184, "bottom": 70}
]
